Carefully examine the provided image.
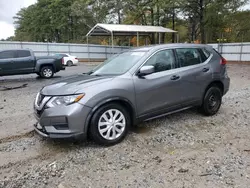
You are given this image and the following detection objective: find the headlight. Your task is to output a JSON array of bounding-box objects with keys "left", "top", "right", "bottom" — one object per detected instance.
[{"left": 46, "top": 94, "right": 85, "bottom": 108}]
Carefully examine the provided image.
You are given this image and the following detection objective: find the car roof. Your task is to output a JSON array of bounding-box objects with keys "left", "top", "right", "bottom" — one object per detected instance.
[{"left": 131, "top": 43, "right": 212, "bottom": 52}]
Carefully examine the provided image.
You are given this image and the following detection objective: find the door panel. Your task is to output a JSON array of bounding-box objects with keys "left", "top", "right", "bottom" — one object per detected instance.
[
  {"left": 134, "top": 69, "right": 183, "bottom": 116},
  {"left": 0, "top": 50, "right": 16, "bottom": 75},
  {"left": 175, "top": 48, "right": 213, "bottom": 106},
  {"left": 133, "top": 49, "right": 183, "bottom": 117},
  {"left": 175, "top": 63, "right": 212, "bottom": 105},
  {"left": 14, "top": 50, "right": 35, "bottom": 73}
]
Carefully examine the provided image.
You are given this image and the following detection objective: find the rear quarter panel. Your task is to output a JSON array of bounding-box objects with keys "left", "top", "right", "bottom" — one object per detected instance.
[{"left": 35, "top": 57, "right": 63, "bottom": 72}]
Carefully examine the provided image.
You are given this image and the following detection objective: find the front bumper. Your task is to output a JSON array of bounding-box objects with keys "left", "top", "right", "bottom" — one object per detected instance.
[
  {"left": 34, "top": 103, "right": 92, "bottom": 139},
  {"left": 73, "top": 60, "right": 79, "bottom": 65}
]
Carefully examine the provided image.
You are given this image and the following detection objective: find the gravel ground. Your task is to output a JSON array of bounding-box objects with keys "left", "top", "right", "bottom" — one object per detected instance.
[{"left": 0, "top": 64, "right": 250, "bottom": 188}]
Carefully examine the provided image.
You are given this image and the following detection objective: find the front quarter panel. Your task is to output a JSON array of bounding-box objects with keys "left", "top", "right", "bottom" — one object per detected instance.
[{"left": 78, "top": 76, "right": 136, "bottom": 113}]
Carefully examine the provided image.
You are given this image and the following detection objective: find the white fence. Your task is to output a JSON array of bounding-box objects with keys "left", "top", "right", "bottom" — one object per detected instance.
[
  {"left": 0, "top": 41, "right": 129, "bottom": 59},
  {"left": 209, "top": 43, "right": 250, "bottom": 62},
  {"left": 0, "top": 41, "right": 250, "bottom": 62}
]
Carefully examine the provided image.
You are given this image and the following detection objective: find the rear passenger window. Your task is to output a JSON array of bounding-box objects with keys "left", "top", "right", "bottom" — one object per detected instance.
[
  {"left": 0, "top": 51, "right": 16, "bottom": 59},
  {"left": 17, "top": 50, "right": 31, "bottom": 58},
  {"left": 199, "top": 48, "right": 211, "bottom": 62},
  {"left": 202, "top": 48, "right": 211, "bottom": 58},
  {"left": 176, "top": 48, "right": 203, "bottom": 67}
]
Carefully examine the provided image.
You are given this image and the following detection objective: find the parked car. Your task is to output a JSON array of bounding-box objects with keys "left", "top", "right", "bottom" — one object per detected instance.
[
  {"left": 54, "top": 53, "right": 79, "bottom": 66},
  {"left": 0, "top": 49, "right": 65, "bottom": 78},
  {"left": 34, "top": 44, "right": 230, "bottom": 145}
]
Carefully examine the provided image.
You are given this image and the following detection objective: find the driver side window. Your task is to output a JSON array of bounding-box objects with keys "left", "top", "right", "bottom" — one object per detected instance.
[{"left": 144, "top": 49, "right": 175, "bottom": 73}]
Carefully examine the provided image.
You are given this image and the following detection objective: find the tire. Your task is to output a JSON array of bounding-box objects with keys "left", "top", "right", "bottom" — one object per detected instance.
[
  {"left": 67, "top": 61, "right": 73, "bottom": 67},
  {"left": 200, "top": 86, "right": 222, "bottom": 116},
  {"left": 40, "top": 66, "right": 54, "bottom": 79},
  {"left": 89, "top": 103, "right": 130, "bottom": 146}
]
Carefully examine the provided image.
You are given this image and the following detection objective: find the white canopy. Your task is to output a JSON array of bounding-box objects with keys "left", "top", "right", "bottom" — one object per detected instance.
[{"left": 86, "top": 23, "right": 177, "bottom": 36}]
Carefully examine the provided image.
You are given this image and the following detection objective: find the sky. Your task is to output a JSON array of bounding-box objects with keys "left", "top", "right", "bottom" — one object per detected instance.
[
  {"left": 0, "top": 0, "right": 37, "bottom": 39},
  {"left": 0, "top": 0, "right": 249, "bottom": 40}
]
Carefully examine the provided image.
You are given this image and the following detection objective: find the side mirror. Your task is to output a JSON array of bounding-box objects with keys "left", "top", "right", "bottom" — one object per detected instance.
[{"left": 138, "top": 65, "right": 155, "bottom": 77}]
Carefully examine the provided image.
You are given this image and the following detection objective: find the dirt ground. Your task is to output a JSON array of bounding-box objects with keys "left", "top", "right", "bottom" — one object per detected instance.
[{"left": 0, "top": 64, "right": 250, "bottom": 188}]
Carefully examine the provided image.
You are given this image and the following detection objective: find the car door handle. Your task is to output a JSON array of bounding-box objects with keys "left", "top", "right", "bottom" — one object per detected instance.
[
  {"left": 202, "top": 68, "right": 209, "bottom": 72},
  {"left": 170, "top": 75, "right": 180, "bottom": 81}
]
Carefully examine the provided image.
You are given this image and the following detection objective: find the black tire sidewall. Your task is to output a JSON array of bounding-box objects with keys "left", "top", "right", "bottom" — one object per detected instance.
[
  {"left": 202, "top": 86, "right": 222, "bottom": 116},
  {"left": 90, "top": 103, "right": 130, "bottom": 146},
  {"left": 40, "top": 66, "right": 54, "bottom": 78}
]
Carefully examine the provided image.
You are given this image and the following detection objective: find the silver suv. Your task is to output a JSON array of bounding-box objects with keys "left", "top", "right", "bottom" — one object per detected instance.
[{"left": 34, "top": 44, "right": 230, "bottom": 145}]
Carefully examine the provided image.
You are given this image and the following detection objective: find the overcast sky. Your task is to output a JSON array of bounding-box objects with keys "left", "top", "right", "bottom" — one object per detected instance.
[
  {"left": 0, "top": 0, "right": 37, "bottom": 39},
  {"left": 0, "top": 0, "right": 249, "bottom": 40}
]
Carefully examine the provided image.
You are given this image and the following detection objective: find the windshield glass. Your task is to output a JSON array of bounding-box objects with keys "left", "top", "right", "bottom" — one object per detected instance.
[{"left": 90, "top": 51, "right": 145, "bottom": 76}]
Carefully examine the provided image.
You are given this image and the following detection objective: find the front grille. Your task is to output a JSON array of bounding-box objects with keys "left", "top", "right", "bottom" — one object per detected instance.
[{"left": 35, "top": 93, "right": 51, "bottom": 111}]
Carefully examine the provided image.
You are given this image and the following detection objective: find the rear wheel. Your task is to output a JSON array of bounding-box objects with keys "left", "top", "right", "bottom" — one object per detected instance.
[
  {"left": 89, "top": 103, "right": 130, "bottom": 146},
  {"left": 67, "top": 61, "right": 73, "bottom": 66},
  {"left": 200, "top": 86, "right": 222, "bottom": 116},
  {"left": 40, "top": 66, "right": 54, "bottom": 79}
]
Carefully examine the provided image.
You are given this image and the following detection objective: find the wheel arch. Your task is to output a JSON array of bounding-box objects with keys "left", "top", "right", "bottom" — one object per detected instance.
[
  {"left": 203, "top": 80, "right": 224, "bottom": 101},
  {"left": 84, "top": 97, "right": 136, "bottom": 136},
  {"left": 37, "top": 63, "right": 55, "bottom": 73}
]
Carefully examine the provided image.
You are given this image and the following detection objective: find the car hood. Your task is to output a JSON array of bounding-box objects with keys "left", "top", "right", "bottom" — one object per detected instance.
[{"left": 41, "top": 74, "right": 114, "bottom": 96}]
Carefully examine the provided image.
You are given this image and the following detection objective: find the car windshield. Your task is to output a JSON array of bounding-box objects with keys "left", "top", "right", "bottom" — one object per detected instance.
[{"left": 90, "top": 51, "right": 145, "bottom": 76}]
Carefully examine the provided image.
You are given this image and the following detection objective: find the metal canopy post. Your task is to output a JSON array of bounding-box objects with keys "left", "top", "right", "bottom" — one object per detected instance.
[
  {"left": 111, "top": 31, "right": 114, "bottom": 54},
  {"left": 159, "top": 33, "right": 161, "bottom": 44},
  {"left": 87, "top": 36, "right": 90, "bottom": 62},
  {"left": 137, "top": 32, "right": 139, "bottom": 47},
  {"left": 177, "top": 33, "right": 179, "bottom": 43}
]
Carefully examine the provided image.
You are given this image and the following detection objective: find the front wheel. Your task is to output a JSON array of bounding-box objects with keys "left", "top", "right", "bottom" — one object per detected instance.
[
  {"left": 40, "top": 66, "right": 54, "bottom": 79},
  {"left": 200, "top": 86, "right": 222, "bottom": 116},
  {"left": 89, "top": 103, "right": 130, "bottom": 146}
]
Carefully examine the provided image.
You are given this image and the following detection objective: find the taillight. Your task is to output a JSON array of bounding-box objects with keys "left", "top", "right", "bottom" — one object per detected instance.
[
  {"left": 75, "top": 58, "right": 78, "bottom": 60},
  {"left": 220, "top": 57, "right": 227, "bottom": 65},
  {"left": 62, "top": 58, "right": 64, "bottom": 64}
]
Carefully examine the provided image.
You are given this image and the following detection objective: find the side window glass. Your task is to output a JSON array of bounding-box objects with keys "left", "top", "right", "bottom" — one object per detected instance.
[
  {"left": 199, "top": 48, "right": 211, "bottom": 62},
  {"left": 144, "top": 50, "right": 175, "bottom": 73},
  {"left": 0, "top": 51, "right": 16, "bottom": 59},
  {"left": 203, "top": 48, "right": 211, "bottom": 58},
  {"left": 176, "top": 48, "right": 202, "bottom": 67},
  {"left": 17, "top": 50, "right": 31, "bottom": 58}
]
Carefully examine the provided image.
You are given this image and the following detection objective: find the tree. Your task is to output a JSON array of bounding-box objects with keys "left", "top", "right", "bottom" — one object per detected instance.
[
  {"left": 180, "top": 0, "right": 248, "bottom": 43},
  {"left": 13, "top": 0, "right": 249, "bottom": 44}
]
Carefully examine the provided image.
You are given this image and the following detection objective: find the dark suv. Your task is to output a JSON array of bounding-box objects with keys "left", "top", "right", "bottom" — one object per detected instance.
[{"left": 34, "top": 44, "right": 230, "bottom": 145}]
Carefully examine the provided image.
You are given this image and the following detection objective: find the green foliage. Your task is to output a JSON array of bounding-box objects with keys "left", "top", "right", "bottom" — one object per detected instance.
[{"left": 13, "top": 0, "right": 250, "bottom": 43}]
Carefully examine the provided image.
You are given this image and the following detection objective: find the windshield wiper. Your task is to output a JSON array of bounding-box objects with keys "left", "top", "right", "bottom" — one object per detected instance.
[
  {"left": 92, "top": 74, "right": 102, "bottom": 76},
  {"left": 83, "top": 71, "right": 94, "bottom": 75}
]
